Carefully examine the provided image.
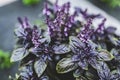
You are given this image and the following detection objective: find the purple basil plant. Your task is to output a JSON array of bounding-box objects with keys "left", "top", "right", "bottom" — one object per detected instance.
[{"left": 10, "top": 1, "right": 120, "bottom": 80}]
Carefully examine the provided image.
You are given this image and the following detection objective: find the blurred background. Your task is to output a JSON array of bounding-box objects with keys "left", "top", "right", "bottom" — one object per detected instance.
[{"left": 0, "top": 0, "right": 120, "bottom": 80}]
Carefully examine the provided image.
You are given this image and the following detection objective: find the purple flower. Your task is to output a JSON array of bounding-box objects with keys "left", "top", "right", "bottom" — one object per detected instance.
[
  {"left": 16, "top": 17, "right": 46, "bottom": 49},
  {"left": 32, "top": 25, "right": 42, "bottom": 48},
  {"left": 95, "top": 18, "right": 106, "bottom": 34},
  {"left": 69, "top": 18, "right": 99, "bottom": 70},
  {"left": 18, "top": 17, "right": 30, "bottom": 29},
  {"left": 77, "top": 18, "right": 94, "bottom": 43},
  {"left": 90, "top": 18, "right": 107, "bottom": 41},
  {"left": 43, "top": 1, "right": 77, "bottom": 42},
  {"left": 75, "top": 7, "right": 102, "bottom": 20}
]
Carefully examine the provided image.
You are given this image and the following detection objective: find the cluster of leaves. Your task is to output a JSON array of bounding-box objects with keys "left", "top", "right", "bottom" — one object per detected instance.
[
  {"left": 22, "top": 0, "right": 41, "bottom": 6},
  {"left": 101, "top": 0, "right": 120, "bottom": 8},
  {"left": 0, "top": 50, "right": 12, "bottom": 69},
  {"left": 11, "top": 1, "right": 120, "bottom": 80}
]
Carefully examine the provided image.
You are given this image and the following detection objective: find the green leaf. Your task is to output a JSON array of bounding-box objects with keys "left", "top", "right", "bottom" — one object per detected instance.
[
  {"left": 0, "top": 50, "right": 12, "bottom": 69},
  {"left": 69, "top": 36, "right": 85, "bottom": 53},
  {"left": 10, "top": 48, "right": 29, "bottom": 62},
  {"left": 34, "top": 58, "right": 47, "bottom": 77},
  {"left": 56, "top": 57, "right": 78, "bottom": 73},
  {"left": 53, "top": 44, "right": 70, "bottom": 54},
  {"left": 22, "top": 0, "right": 40, "bottom": 6},
  {"left": 98, "top": 49, "right": 114, "bottom": 61},
  {"left": 101, "top": 0, "right": 120, "bottom": 8}
]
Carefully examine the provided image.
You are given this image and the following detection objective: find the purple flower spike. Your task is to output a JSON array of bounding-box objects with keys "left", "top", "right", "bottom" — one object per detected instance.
[
  {"left": 24, "top": 17, "right": 29, "bottom": 28},
  {"left": 16, "top": 17, "right": 48, "bottom": 49},
  {"left": 18, "top": 17, "right": 24, "bottom": 28},
  {"left": 43, "top": 3, "right": 51, "bottom": 17},
  {"left": 17, "top": 17, "right": 30, "bottom": 29},
  {"left": 43, "top": 1, "right": 77, "bottom": 42},
  {"left": 96, "top": 18, "right": 106, "bottom": 34},
  {"left": 75, "top": 7, "right": 102, "bottom": 19},
  {"left": 78, "top": 18, "right": 94, "bottom": 43},
  {"left": 32, "top": 25, "right": 41, "bottom": 48}
]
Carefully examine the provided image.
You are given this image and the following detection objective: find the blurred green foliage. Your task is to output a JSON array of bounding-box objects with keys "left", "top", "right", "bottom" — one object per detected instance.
[
  {"left": 0, "top": 50, "right": 12, "bottom": 69},
  {"left": 101, "top": 0, "right": 120, "bottom": 8},
  {"left": 22, "top": 0, "right": 41, "bottom": 6}
]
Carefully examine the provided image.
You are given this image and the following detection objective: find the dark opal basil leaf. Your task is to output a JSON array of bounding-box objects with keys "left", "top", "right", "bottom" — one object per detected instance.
[
  {"left": 73, "top": 69, "right": 84, "bottom": 78},
  {"left": 10, "top": 48, "right": 29, "bottom": 62},
  {"left": 34, "top": 58, "right": 47, "bottom": 77},
  {"left": 56, "top": 57, "right": 78, "bottom": 73},
  {"left": 111, "top": 70, "right": 118, "bottom": 75},
  {"left": 19, "top": 64, "right": 33, "bottom": 80},
  {"left": 98, "top": 42, "right": 107, "bottom": 49},
  {"left": 69, "top": 36, "right": 85, "bottom": 53},
  {"left": 88, "top": 58, "right": 102, "bottom": 70},
  {"left": 98, "top": 49, "right": 114, "bottom": 61},
  {"left": 85, "top": 71, "right": 94, "bottom": 80},
  {"left": 43, "top": 31, "right": 51, "bottom": 43},
  {"left": 110, "top": 70, "right": 120, "bottom": 80},
  {"left": 14, "top": 27, "right": 25, "bottom": 37},
  {"left": 110, "top": 75, "right": 120, "bottom": 80},
  {"left": 69, "top": 36, "right": 85, "bottom": 48},
  {"left": 78, "top": 59, "right": 88, "bottom": 70},
  {"left": 40, "top": 76, "right": 49, "bottom": 80},
  {"left": 19, "top": 53, "right": 36, "bottom": 67},
  {"left": 75, "top": 75, "right": 88, "bottom": 80},
  {"left": 72, "top": 55, "right": 81, "bottom": 62},
  {"left": 87, "top": 40, "right": 97, "bottom": 50},
  {"left": 53, "top": 44, "right": 70, "bottom": 54},
  {"left": 106, "top": 26, "right": 116, "bottom": 34},
  {"left": 97, "top": 62, "right": 111, "bottom": 80},
  {"left": 110, "top": 49, "right": 120, "bottom": 61},
  {"left": 29, "top": 47, "right": 42, "bottom": 53},
  {"left": 108, "top": 35, "right": 119, "bottom": 46},
  {"left": 38, "top": 38, "right": 47, "bottom": 44},
  {"left": 38, "top": 36, "right": 50, "bottom": 44},
  {"left": 110, "top": 48, "right": 118, "bottom": 56}
]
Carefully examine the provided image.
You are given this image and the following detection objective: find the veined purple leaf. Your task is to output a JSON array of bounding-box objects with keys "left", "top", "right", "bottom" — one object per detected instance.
[
  {"left": 88, "top": 58, "right": 102, "bottom": 70},
  {"left": 11, "top": 48, "right": 29, "bottom": 62},
  {"left": 78, "top": 59, "right": 88, "bottom": 70},
  {"left": 19, "top": 64, "right": 33, "bottom": 80},
  {"left": 56, "top": 57, "right": 78, "bottom": 73},
  {"left": 97, "top": 62, "right": 111, "bottom": 80},
  {"left": 98, "top": 49, "right": 114, "bottom": 61},
  {"left": 34, "top": 58, "right": 47, "bottom": 77},
  {"left": 53, "top": 44, "right": 70, "bottom": 54},
  {"left": 73, "top": 69, "right": 84, "bottom": 78},
  {"left": 105, "top": 26, "right": 116, "bottom": 34},
  {"left": 69, "top": 36, "right": 85, "bottom": 53}
]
